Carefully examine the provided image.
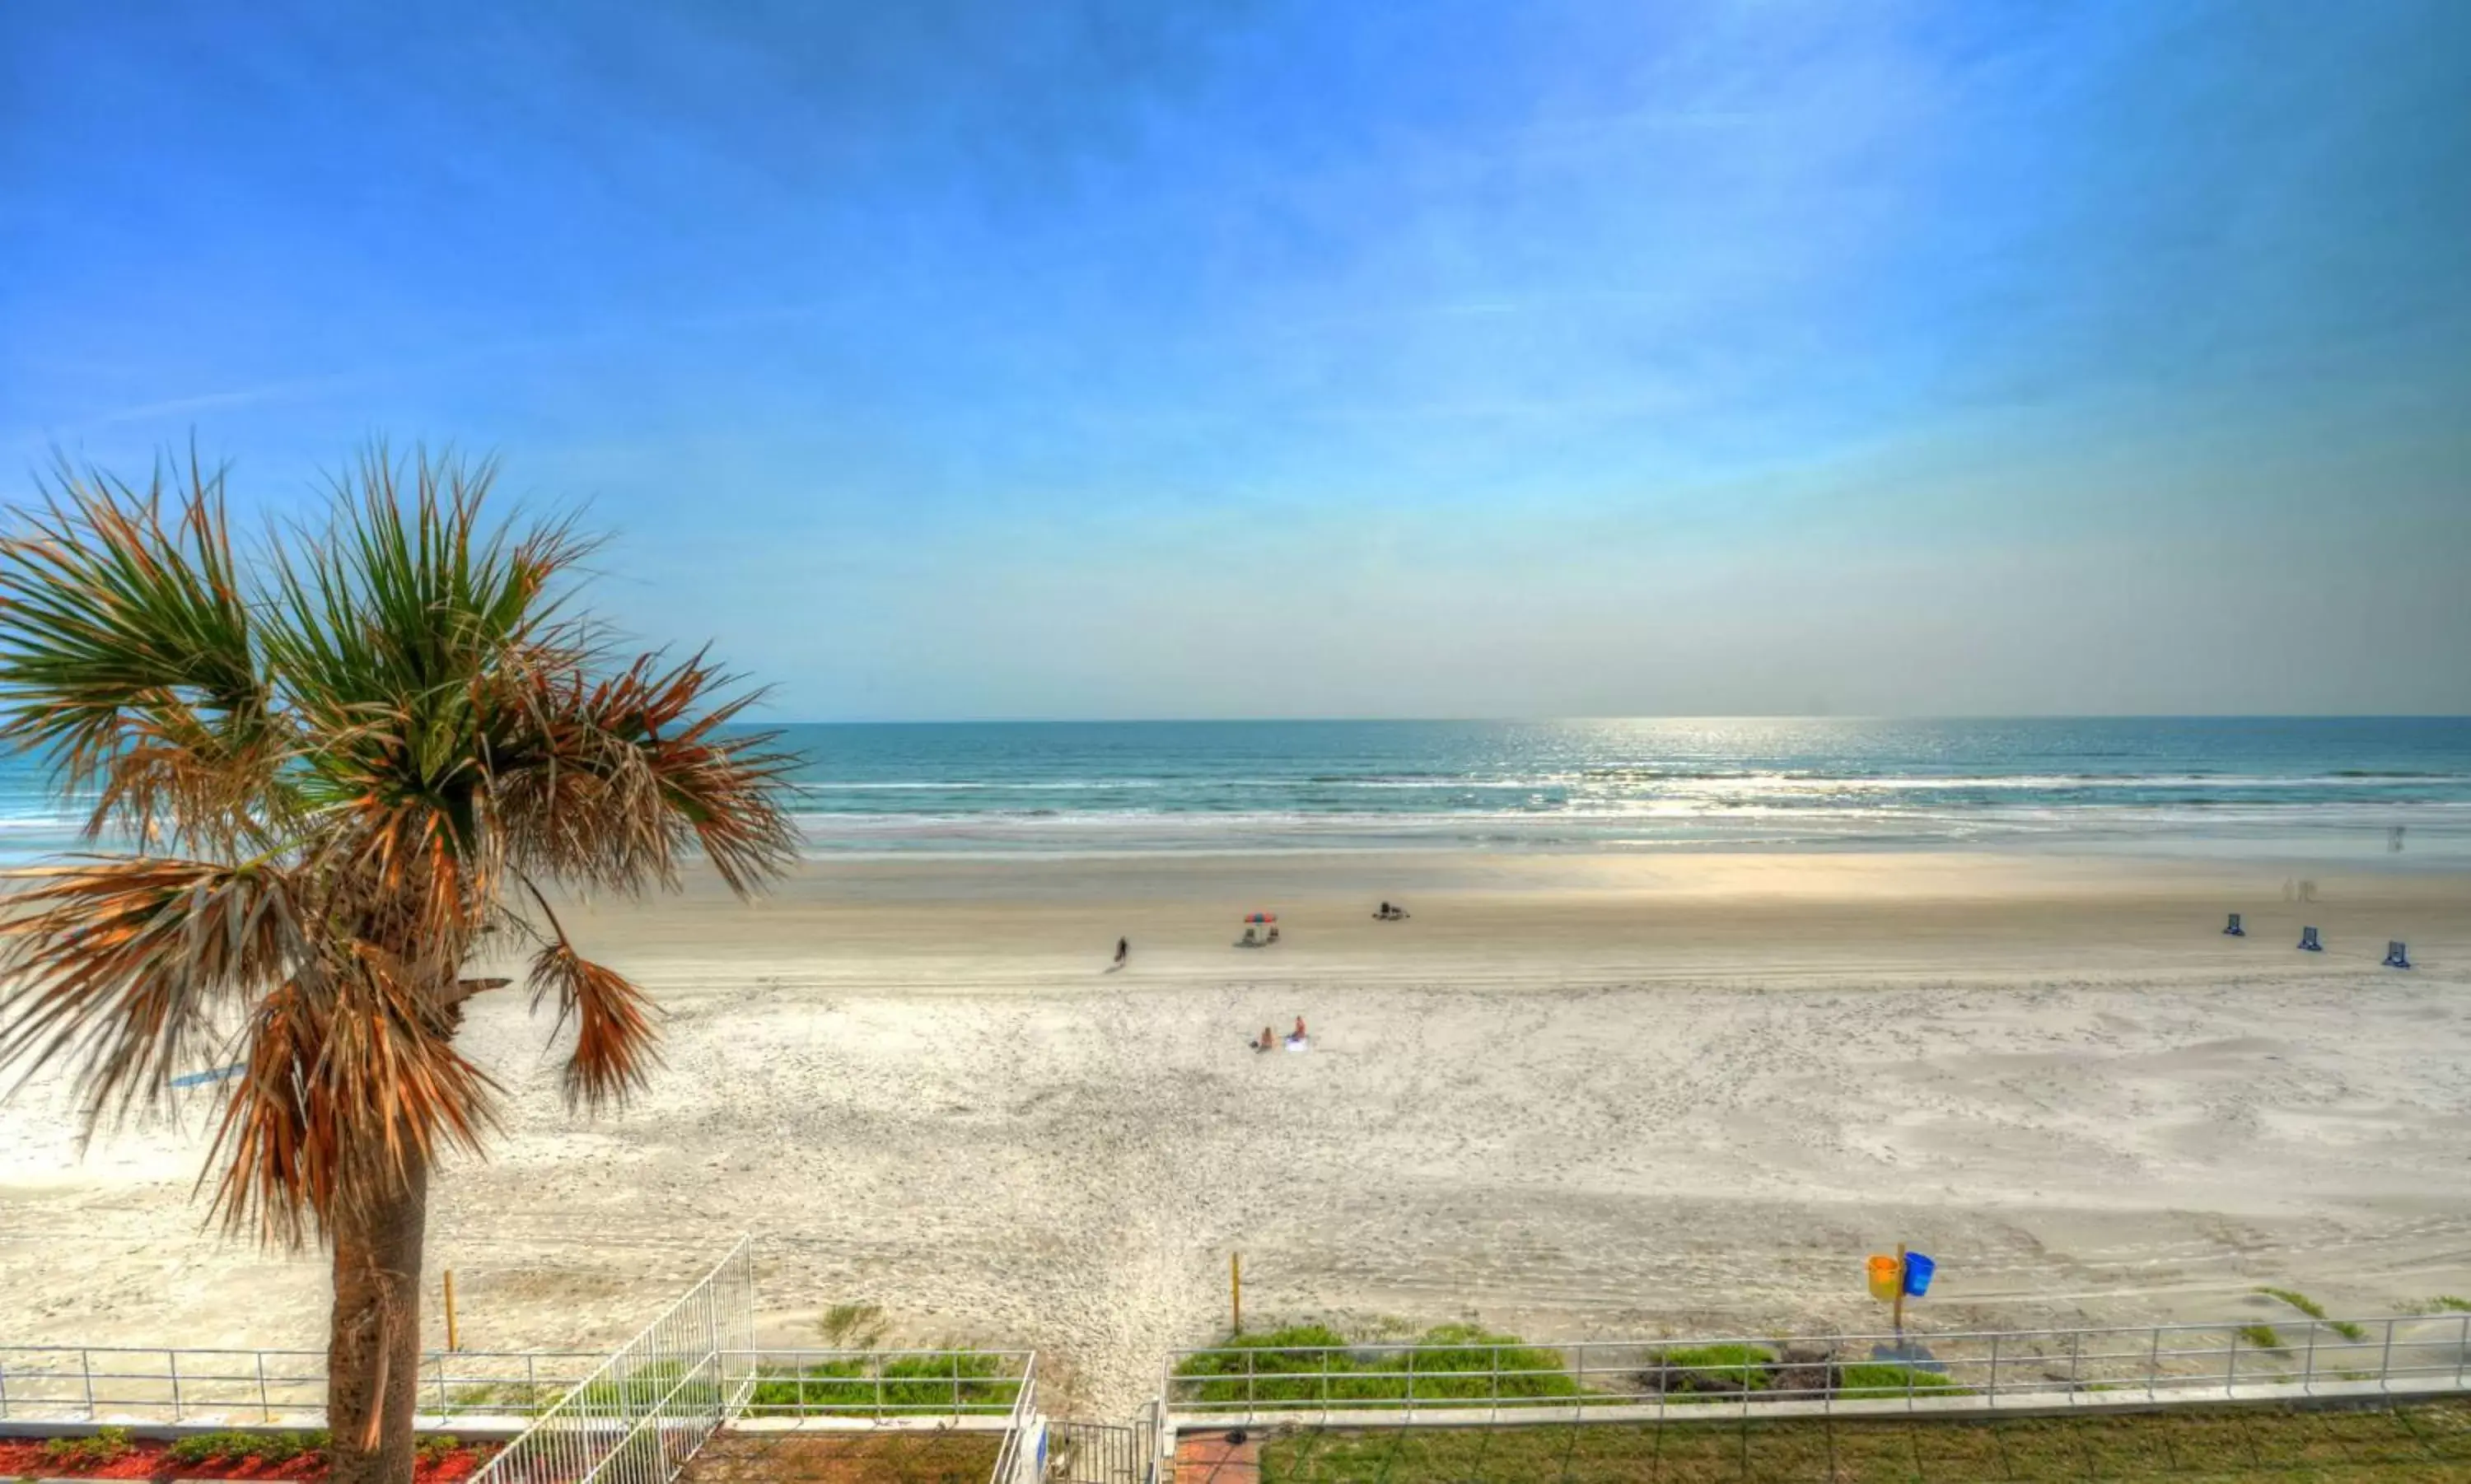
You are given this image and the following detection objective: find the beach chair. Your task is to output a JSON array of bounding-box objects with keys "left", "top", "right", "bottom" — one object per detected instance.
[
  {"left": 2383, "top": 940, "right": 2412, "bottom": 969},
  {"left": 2223, "top": 912, "right": 2244, "bottom": 936},
  {"left": 2298, "top": 926, "right": 2322, "bottom": 952}
]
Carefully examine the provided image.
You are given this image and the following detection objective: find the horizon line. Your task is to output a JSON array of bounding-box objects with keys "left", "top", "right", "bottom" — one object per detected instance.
[{"left": 738, "top": 712, "right": 2471, "bottom": 726}]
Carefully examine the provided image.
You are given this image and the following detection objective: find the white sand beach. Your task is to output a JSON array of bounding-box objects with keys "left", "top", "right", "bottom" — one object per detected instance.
[{"left": 3, "top": 850, "right": 2469, "bottom": 1412}]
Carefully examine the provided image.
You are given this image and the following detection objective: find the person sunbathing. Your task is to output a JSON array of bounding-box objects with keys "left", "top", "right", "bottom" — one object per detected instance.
[{"left": 1255, "top": 1025, "right": 1277, "bottom": 1052}]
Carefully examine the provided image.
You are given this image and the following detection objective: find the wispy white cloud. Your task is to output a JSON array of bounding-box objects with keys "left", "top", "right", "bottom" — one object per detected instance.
[{"left": 7, "top": 296, "right": 868, "bottom": 455}]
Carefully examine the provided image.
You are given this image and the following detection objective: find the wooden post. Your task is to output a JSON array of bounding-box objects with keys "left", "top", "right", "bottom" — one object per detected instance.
[
  {"left": 443, "top": 1268, "right": 460, "bottom": 1352},
  {"left": 1231, "top": 1253, "right": 1243, "bottom": 1335},
  {"left": 1892, "top": 1244, "right": 1906, "bottom": 1336}
]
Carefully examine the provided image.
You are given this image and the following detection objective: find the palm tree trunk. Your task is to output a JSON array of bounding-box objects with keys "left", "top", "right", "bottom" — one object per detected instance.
[{"left": 327, "top": 1160, "right": 428, "bottom": 1484}]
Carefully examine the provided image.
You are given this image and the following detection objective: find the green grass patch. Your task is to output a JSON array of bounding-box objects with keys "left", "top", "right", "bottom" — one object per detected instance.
[
  {"left": 1259, "top": 1398, "right": 2471, "bottom": 1482},
  {"left": 746, "top": 1351, "right": 1021, "bottom": 1414},
  {"left": 2422, "top": 1295, "right": 2471, "bottom": 1314},
  {"left": 1834, "top": 1361, "right": 1969, "bottom": 1398},
  {"left": 568, "top": 1356, "right": 705, "bottom": 1412},
  {"left": 2255, "top": 1286, "right": 2371, "bottom": 1342},
  {"left": 435, "top": 1378, "right": 564, "bottom": 1416},
  {"left": 1172, "top": 1323, "right": 1579, "bottom": 1406},
  {"left": 1648, "top": 1343, "right": 1777, "bottom": 1397},
  {"left": 2237, "top": 1323, "right": 2287, "bottom": 1352}
]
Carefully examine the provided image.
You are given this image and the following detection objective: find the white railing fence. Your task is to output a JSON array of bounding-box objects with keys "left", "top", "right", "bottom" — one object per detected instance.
[
  {"left": 1164, "top": 1312, "right": 2471, "bottom": 1426},
  {"left": 986, "top": 1360, "right": 1042, "bottom": 1484},
  {"left": 0, "top": 1242, "right": 1048, "bottom": 1484},
  {"left": 464, "top": 1237, "right": 755, "bottom": 1484},
  {"left": 0, "top": 1346, "right": 601, "bottom": 1426},
  {"left": 730, "top": 1348, "right": 1035, "bottom": 1421},
  {"left": 0, "top": 1342, "right": 1045, "bottom": 1429}
]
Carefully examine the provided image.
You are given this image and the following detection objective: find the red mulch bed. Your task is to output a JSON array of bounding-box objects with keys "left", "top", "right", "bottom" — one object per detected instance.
[{"left": 0, "top": 1439, "right": 497, "bottom": 1482}]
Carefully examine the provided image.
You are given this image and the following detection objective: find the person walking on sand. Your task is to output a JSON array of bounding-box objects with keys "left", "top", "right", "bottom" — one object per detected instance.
[{"left": 1114, "top": 936, "right": 1128, "bottom": 967}]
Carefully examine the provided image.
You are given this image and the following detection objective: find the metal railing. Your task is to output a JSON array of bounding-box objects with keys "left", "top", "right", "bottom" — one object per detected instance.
[
  {"left": 0, "top": 1346, "right": 601, "bottom": 1425},
  {"left": 729, "top": 1348, "right": 1036, "bottom": 1421},
  {"left": 1163, "top": 1312, "right": 2471, "bottom": 1426},
  {"left": 725, "top": 1350, "right": 1040, "bottom": 1484},
  {"left": 0, "top": 1246, "right": 1049, "bottom": 1484},
  {"left": 464, "top": 1237, "right": 755, "bottom": 1484},
  {"left": 1046, "top": 1400, "right": 1158, "bottom": 1484},
  {"left": 985, "top": 1358, "right": 1042, "bottom": 1484}
]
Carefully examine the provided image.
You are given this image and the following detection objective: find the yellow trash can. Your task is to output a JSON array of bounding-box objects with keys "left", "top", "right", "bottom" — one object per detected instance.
[{"left": 1866, "top": 1254, "right": 1902, "bottom": 1302}]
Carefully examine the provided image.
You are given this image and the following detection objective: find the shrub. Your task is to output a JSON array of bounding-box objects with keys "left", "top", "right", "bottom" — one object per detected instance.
[
  {"left": 41, "top": 1426, "right": 135, "bottom": 1471},
  {"left": 251, "top": 1430, "right": 325, "bottom": 1466},
  {"left": 813, "top": 1302, "right": 889, "bottom": 1350},
  {"left": 166, "top": 1432, "right": 241, "bottom": 1466},
  {"left": 2238, "top": 1324, "right": 2286, "bottom": 1352}
]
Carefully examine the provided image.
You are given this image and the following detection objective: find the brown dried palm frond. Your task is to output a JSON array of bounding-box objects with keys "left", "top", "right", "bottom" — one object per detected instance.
[
  {"left": 488, "top": 651, "right": 800, "bottom": 894},
  {"left": 203, "top": 959, "right": 500, "bottom": 1247},
  {"left": 525, "top": 931, "right": 661, "bottom": 1116},
  {"left": 0, "top": 856, "right": 306, "bottom": 1132}
]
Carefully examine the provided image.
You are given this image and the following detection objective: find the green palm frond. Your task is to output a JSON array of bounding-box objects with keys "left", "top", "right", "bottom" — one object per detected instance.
[{"left": 0, "top": 450, "right": 278, "bottom": 851}]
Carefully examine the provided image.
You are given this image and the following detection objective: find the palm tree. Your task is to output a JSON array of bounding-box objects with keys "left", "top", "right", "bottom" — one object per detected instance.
[{"left": 0, "top": 447, "right": 796, "bottom": 1484}]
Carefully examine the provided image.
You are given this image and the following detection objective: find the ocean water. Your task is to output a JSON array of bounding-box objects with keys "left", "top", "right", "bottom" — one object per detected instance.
[{"left": 2, "top": 718, "right": 2466, "bottom": 862}]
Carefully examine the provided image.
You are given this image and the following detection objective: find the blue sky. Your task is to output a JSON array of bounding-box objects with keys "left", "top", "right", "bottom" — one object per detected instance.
[{"left": 4, "top": 0, "right": 2467, "bottom": 718}]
